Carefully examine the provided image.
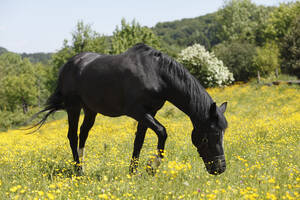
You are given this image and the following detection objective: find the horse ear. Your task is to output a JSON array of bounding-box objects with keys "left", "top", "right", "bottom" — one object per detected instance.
[
  {"left": 209, "top": 102, "right": 217, "bottom": 118},
  {"left": 219, "top": 102, "right": 227, "bottom": 114}
]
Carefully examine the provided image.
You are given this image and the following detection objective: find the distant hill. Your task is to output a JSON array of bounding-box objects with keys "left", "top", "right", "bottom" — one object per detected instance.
[
  {"left": 152, "top": 12, "right": 221, "bottom": 55},
  {"left": 0, "top": 46, "right": 52, "bottom": 64},
  {"left": 1, "top": 11, "right": 220, "bottom": 59},
  {"left": 20, "top": 52, "right": 52, "bottom": 64},
  {"left": 0, "top": 47, "right": 8, "bottom": 55}
]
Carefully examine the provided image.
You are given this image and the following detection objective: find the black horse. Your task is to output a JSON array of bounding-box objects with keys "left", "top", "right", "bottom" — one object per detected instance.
[{"left": 33, "top": 43, "right": 228, "bottom": 175}]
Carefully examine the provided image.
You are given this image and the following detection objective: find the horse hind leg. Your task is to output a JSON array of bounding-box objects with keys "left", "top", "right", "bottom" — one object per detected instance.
[
  {"left": 78, "top": 107, "right": 96, "bottom": 172},
  {"left": 65, "top": 97, "right": 81, "bottom": 172}
]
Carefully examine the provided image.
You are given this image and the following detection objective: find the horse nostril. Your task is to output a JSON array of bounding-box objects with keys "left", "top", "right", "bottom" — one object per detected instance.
[
  {"left": 204, "top": 157, "right": 226, "bottom": 175},
  {"left": 209, "top": 165, "right": 226, "bottom": 175}
]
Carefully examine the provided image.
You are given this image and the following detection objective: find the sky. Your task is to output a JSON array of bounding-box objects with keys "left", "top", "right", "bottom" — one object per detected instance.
[{"left": 0, "top": 0, "right": 296, "bottom": 53}]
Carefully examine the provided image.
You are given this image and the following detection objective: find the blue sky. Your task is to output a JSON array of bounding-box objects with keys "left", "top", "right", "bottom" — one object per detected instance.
[{"left": 0, "top": 0, "right": 296, "bottom": 53}]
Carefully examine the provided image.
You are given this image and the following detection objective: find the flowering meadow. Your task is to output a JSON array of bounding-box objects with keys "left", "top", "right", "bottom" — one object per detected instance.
[{"left": 0, "top": 84, "right": 299, "bottom": 200}]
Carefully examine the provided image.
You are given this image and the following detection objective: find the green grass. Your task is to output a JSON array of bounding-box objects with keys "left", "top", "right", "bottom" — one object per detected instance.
[{"left": 0, "top": 84, "right": 299, "bottom": 199}]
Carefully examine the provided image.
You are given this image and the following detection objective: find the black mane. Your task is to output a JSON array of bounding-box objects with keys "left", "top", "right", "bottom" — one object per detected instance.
[{"left": 129, "top": 43, "right": 213, "bottom": 120}]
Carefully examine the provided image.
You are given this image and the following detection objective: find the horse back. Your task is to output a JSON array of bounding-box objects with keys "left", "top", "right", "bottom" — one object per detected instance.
[{"left": 59, "top": 52, "right": 165, "bottom": 116}]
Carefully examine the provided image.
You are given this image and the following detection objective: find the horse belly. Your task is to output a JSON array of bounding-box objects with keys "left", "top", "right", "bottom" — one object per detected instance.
[{"left": 79, "top": 79, "right": 127, "bottom": 117}]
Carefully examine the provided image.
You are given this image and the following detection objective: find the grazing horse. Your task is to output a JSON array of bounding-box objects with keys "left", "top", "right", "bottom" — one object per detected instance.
[{"left": 33, "top": 43, "right": 228, "bottom": 175}]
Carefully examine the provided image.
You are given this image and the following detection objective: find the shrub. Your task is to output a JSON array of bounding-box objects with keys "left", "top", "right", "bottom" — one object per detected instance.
[
  {"left": 213, "top": 41, "right": 257, "bottom": 81},
  {"left": 178, "top": 44, "right": 234, "bottom": 87},
  {"left": 253, "top": 41, "right": 280, "bottom": 77},
  {"left": 281, "top": 15, "right": 300, "bottom": 78}
]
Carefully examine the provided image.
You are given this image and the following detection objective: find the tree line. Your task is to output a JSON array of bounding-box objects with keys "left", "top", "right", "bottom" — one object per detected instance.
[
  {"left": 0, "top": 0, "right": 299, "bottom": 129},
  {"left": 154, "top": 0, "right": 299, "bottom": 81}
]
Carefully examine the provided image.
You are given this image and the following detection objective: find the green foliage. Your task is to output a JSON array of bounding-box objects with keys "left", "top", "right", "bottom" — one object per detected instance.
[
  {"left": 153, "top": 13, "right": 221, "bottom": 54},
  {"left": 0, "top": 47, "right": 8, "bottom": 55},
  {"left": 2, "top": 1, "right": 300, "bottom": 130},
  {"left": 50, "top": 21, "right": 110, "bottom": 91},
  {"left": 71, "top": 21, "right": 110, "bottom": 54},
  {"left": 178, "top": 44, "right": 234, "bottom": 87},
  {"left": 0, "top": 53, "right": 49, "bottom": 112},
  {"left": 213, "top": 41, "right": 257, "bottom": 81},
  {"left": 0, "top": 108, "right": 34, "bottom": 130},
  {"left": 253, "top": 41, "right": 280, "bottom": 77},
  {"left": 262, "top": 2, "right": 300, "bottom": 77},
  {"left": 264, "top": 2, "right": 300, "bottom": 42},
  {"left": 281, "top": 15, "right": 300, "bottom": 78},
  {"left": 52, "top": 21, "right": 110, "bottom": 70},
  {"left": 0, "top": 46, "right": 51, "bottom": 64},
  {"left": 215, "top": 1, "right": 299, "bottom": 81},
  {"left": 217, "top": 0, "right": 262, "bottom": 43},
  {"left": 1, "top": 74, "right": 38, "bottom": 111},
  {"left": 21, "top": 52, "right": 52, "bottom": 64},
  {"left": 51, "top": 39, "right": 76, "bottom": 80},
  {"left": 111, "top": 19, "right": 161, "bottom": 54}
]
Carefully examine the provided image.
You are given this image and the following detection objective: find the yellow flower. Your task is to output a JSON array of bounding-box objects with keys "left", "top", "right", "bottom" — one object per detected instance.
[
  {"left": 47, "top": 192, "right": 55, "bottom": 200},
  {"left": 98, "top": 194, "right": 109, "bottom": 199},
  {"left": 268, "top": 178, "right": 276, "bottom": 184},
  {"left": 10, "top": 186, "right": 18, "bottom": 193}
]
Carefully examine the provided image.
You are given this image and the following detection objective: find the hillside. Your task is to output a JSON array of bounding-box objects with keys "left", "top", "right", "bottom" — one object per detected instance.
[
  {"left": 20, "top": 52, "right": 52, "bottom": 64},
  {"left": 153, "top": 12, "right": 220, "bottom": 54},
  {"left": 1, "top": 12, "right": 221, "bottom": 61},
  {"left": 0, "top": 47, "right": 8, "bottom": 54},
  {"left": 0, "top": 46, "right": 52, "bottom": 64}
]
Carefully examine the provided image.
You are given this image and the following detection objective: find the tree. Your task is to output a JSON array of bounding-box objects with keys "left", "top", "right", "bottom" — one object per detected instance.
[
  {"left": 264, "top": 2, "right": 300, "bottom": 42},
  {"left": 52, "top": 21, "right": 110, "bottom": 71},
  {"left": 71, "top": 21, "right": 110, "bottom": 54},
  {"left": 111, "top": 19, "right": 161, "bottom": 54},
  {"left": 253, "top": 6, "right": 275, "bottom": 46},
  {"left": 185, "top": 31, "right": 211, "bottom": 50},
  {"left": 0, "top": 53, "right": 48, "bottom": 112},
  {"left": 52, "top": 21, "right": 110, "bottom": 66},
  {"left": 253, "top": 41, "right": 280, "bottom": 77},
  {"left": 50, "top": 21, "right": 110, "bottom": 91},
  {"left": 216, "top": 0, "right": 261, "bottom": 43},
  {"left": 178, "top": 44, "right": 234, "bottom": 87},
  {"left": 281, "top": 15, "right": 300, "bottom": 78},
  {"left": 152, "top": 13, "right": 222, "bottom": 55},
  {"left": 0, "top": 47, "right": 8, "bottom": 55},
  {"left": 213, "top": 41, "right": 257, "bottom": 81}
]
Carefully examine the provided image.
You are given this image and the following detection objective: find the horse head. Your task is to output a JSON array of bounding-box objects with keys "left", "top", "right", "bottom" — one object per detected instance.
[{"left": 192, "top": 102, "right": 228, "bottom": 175}]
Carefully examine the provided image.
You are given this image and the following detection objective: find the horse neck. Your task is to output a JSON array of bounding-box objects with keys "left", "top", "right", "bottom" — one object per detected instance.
[{"left": 162, "top": 69, "right": 213, "bottom": 128}]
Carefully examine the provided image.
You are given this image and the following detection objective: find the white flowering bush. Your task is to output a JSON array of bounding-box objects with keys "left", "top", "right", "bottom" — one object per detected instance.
[{"left": 178, "top": 44, "right": 234, "bottom": 87}]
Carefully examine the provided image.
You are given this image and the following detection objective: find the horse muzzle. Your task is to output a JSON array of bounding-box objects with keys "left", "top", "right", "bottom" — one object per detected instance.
[{"left": 202, "top": 155, "right": 226, "bottom": 175}]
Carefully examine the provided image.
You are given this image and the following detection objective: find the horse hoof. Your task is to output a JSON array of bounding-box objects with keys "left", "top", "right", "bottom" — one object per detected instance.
[
  {"left": 129, "top": 166, "right": 138, "bottom": 175},
  {"left": 146, "top": 155, "right": 162, "bottom": 176},
  {"left": 146, "top": 165, "right": 155, "bottom": 176},
  {"left": 76, "top": 170, "right": 84, "bottom": 176},
  {"left": 75, "top": 165, "right": 84, "bottom": 176}
]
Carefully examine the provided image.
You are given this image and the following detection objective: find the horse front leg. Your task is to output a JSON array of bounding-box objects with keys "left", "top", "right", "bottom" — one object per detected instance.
[
  {"left": 139, "top": 113, "right": 168, "bottom": 175},
  {"left": 129, "top": 123, "right": 147, "bottom": 174}
]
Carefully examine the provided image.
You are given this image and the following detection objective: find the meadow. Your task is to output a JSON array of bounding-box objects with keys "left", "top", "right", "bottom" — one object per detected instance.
[{"left": 0, "top": 83, "right": 299, "bottom": 200}]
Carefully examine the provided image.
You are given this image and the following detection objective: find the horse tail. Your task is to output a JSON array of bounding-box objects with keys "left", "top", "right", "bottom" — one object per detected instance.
[{"left": 26, "top": 86, "right": 65, "bottom": 132}]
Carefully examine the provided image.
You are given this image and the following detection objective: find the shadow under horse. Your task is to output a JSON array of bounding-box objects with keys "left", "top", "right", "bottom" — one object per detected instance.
[{"left": 32, "top": 43, "right": 228, "bottom": 175}]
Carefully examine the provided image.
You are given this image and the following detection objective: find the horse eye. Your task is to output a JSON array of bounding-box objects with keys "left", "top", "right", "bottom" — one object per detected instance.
[{"left": 213, "top": 131, "right": 221, "bottom": 137}]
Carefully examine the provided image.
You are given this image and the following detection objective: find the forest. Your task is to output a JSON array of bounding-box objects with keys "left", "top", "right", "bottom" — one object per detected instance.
[{"left": 0, "top": 0, "right": 299, "bottom": 129}]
